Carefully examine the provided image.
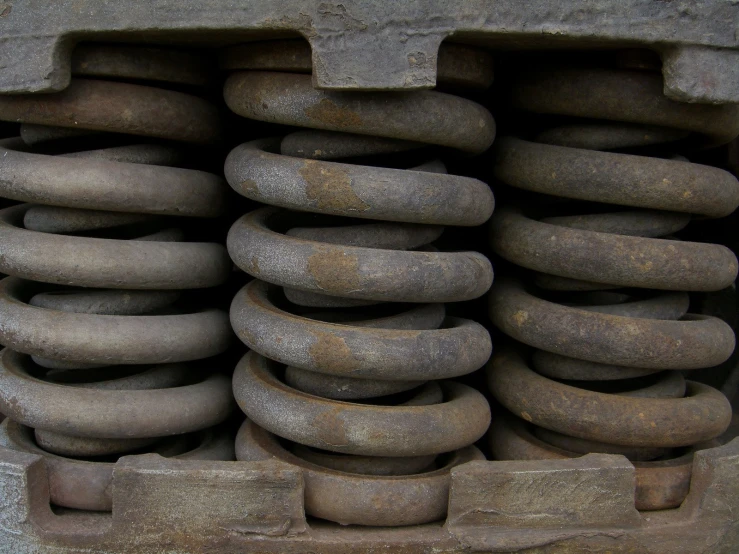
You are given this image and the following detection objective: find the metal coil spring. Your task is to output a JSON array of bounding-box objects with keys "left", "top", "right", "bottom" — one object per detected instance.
[
  {"left": 222, "top": 40, "right": 495, "bottom": 526},
  {"left": 0, "top": 45, "right": 235, "bottom": 511},
  {"left": 486, "top": 62, "right": 739, "bottom": 511}
]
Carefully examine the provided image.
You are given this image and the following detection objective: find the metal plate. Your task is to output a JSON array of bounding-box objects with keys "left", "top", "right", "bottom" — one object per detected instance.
[
  {"left": 1, "top": 440, "right": 739, "bottom": 553},
  {"left": 0, "top": 1, "right": 738, "bottom": 101}
]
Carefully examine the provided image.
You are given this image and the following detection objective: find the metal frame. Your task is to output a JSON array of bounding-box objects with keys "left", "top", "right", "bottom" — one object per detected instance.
[
  {"left": 1, "top": 2, "right": 739, "bottom": 552},
  {"left": 0, "top": 1, "right": 738, "bottom": 101},
  {"left": 1, "top": 440, "right": 739, "bottom": 553}
]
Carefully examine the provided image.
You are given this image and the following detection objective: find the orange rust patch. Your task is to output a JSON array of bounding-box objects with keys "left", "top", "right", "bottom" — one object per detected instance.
[
  {"left": 241, "top": 179, "right": 259, "bottom": 196},
  {"left": 300, "top": 159, "right": 368, "bottom": 213},
  {"left": 238, "top": 327, "right": 258, "bottom": 347},
  {"left": 308, "top": 330, "right": 361, "bottom": 374},
  {"left": 307, "top": 248, "right": 361, "bottom": 295},
  {"left": 249, "top": 256, "right": 261, "bottom": 275},
  {"left": 512, "top": 310, "right": 529, "bottom": 326},
  {"left": 304, "top": 98, "right": 363, "bottom": 129},
  {"left": 313, "top": 409, "right": 350, "bottom": 447}
]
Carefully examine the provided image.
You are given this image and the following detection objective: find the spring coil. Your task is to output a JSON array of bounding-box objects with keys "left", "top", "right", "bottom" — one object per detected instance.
[
  {"left": 486, "top": 62, "right": 739, "bottom": 510},
  {"left": 222, "top": 40, "right": 495, "bottom": 526},
  {"left": 0, "top": 45, "right": 235, "bottom": 511}
]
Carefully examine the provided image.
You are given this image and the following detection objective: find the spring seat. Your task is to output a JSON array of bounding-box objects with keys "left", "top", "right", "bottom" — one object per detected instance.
[
  {"left": 222, "top": 40, "right": 496, "bottom": 526},
  {"left": 0, "top": 44, "right": 235, "bottom": 510},
  {"left": 487, "top": 62, "right": 739, "bottom": 511}
]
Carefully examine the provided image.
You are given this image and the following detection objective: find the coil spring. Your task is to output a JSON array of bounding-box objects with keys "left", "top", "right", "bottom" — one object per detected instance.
[
  {"left": 0, "top": 44, "right": 235, "bottom": 511},
  {"left": 486, "top": 60, "right": 739, "bottom": 511},
  {"left": 222, "top": 40, "right": 495, "bottom": 526}
]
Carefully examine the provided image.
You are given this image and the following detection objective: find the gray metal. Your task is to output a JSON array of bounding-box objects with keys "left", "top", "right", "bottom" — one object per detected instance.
[
  {"left": 1, "top": 439, "right": 739, "bottom": 552},
  {"left": 0, "top": 4, "right": 738, "bottom": 552},
  {"left": 0, "top": 1, "right": 738, "bottom": 101}
]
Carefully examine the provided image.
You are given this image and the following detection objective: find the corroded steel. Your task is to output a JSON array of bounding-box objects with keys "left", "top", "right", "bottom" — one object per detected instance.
[
  {"left": 488, "top": 350, "right": 731, "bottom": 448},
  {"left": 0, "top": 44, "right": 221, "bottom": 142},
  {"left": 231, "top": 280, "right": 491, "bottom": 381},
  {"left": 487, "top": 62, "right": 739, "bottom": 513},
  {"left": 233, "top": 351, "right": 490, "bottom": 457},
  {"left": 228, "top": 208, "right": 492, "bottom": 303},
  {"left": 221, "top": 40, "right": 495, "bottom": 90},
  {"left": 223, "top": 72, "right": 495, "bottom": 153},
  {"left": 222, "top": 40, "right": 495, "bottom": 526},
  {"left": 489, "top": 414, "right": 716, "bottom": 511},
  {"left": 0, "top": 45, "right": 235, "bottom": 517},
  {"left": 0, "top": 420, "right": 234, "bottom": 511},
  {"left": 0, "top": 80, "right": 221, "bottom": 144},
  {"left": 236, "top": 418, "right": 485, "bottom": 526},
  {"left": 3, "top": 0, "right": 739, "bottom": 105},
  {"left": 0, "top": 22, "right": 738, "bottom": 553}
]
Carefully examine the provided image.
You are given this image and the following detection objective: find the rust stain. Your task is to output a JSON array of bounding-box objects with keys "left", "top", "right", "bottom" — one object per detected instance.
[
  {"left": 300, "top": 160, "right": 368, "bottom": 212},
  {"left": 308, "top": 330, "right": 361, "bottom": 374},
  {"left": 307, "top": 248, "right": 361, "bottom": 295},
  {"left": 241, "top": 179, "right": 259, "bottom": 196},
  {"left": 512, "top": 310, "right": 529, "bottom": 326},
  {"left": 0, "top": 4, "right": 11, "bottom": 17},
  {"left": 249, "top": 256, "right": 261, "bottom": 275},
  {"left": 304, "top": 98, "right": 362, "bottom": 129},
  {"left": 313, "top": 408, "right": 350, "bottom": 447},
  {"left": 238, "top": 327, "right": 258, "bottom": 348}
]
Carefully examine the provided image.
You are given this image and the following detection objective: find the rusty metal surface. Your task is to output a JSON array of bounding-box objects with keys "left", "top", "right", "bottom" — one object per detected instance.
[
  {"left": 71, "top": 43, "right": 213, "bottom": 86},
  {"left": 1, "top": 1, "right": 739, "bottom": 103},
  {"left": 0, "top": 79, "right": 222, "bottom": 144},
  {"left": 0, "top": 139, "right": 226, "bottom": 217},
  {"left": 0, "top": 45, "right": 235, "bottom": 524},
  {"left": 509, "top": 66, "right": 739, "bottom": 142},
  {"left": 486, "top": 61, "right": 739, "bottom": 517},
  {"left": 228, "top": 208, "right": 493, "bottom": 303},
  {"left": 2, "top": 439, "right": 739, "bottom": 552},
  {"left": 233, "top": 351, "right": 490, "bottom": 458},
  {"left": 488, "top": 414, "right": 712, "bottom": 512},
  {"left": 225, "top": 138, "right": 494, "bottom": 225},
  {"left": 221, "top": 40, "right": 495, "bottom": 90},
  {"left": 491, "top": 206, "right": 738, "bottom": 291},
  {"left": 0, "top": 350, "right": 233, "bottom": 439},
  {"left": 232, "top": 280, "right": 491, "bottom": 381},
  {"left": 236, "top": 418, "right": 485, "bottom": 526},
  {"left": 0, "top": 15, "right": 738, "bottom": 553},
  {"left": 488, "top": 350, "right": 731, "bottom": 448},
  {"left": 489, "top": 279, "right": 735, "bottom": 370},
  {"left": 218, "top": 42, "right": 496, "bottom": 527},
  {"left": 494, "top": 137, "right": 739, "bottom": 217},
  {"left": 224, "top": 72, "right": 495, "bottom": 153},
  {"left": 0, "top": 206, "right": 230, "bottom": 289},
  {"left": 0, "top": 420, "right": 234, "bottom": 511}
]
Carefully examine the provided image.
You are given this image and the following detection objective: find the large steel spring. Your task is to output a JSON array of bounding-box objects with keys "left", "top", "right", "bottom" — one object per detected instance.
[
  {"left": 0, "top": 44, "right": 235, "bottom": 511},
  {"left": 486, "top": 61, "right": 739, "bottom": 511},
  {"left": 222, "top": 40, "right": 495, "bottom": 526}
]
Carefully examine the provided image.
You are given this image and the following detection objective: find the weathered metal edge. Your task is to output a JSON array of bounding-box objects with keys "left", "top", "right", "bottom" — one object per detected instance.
[
  {"left": 0, "top": 0, "right": 738, "bottom": 101},
  {"left": 1, "top": 439, "right": 738, "bottom": 553}
]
